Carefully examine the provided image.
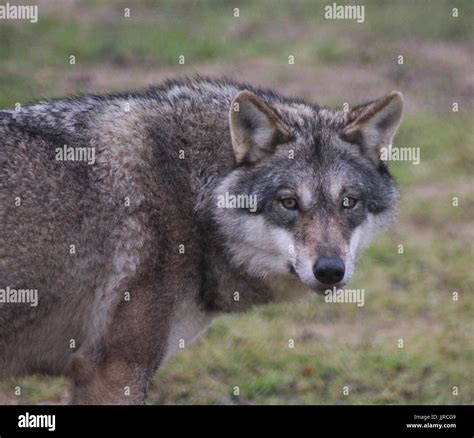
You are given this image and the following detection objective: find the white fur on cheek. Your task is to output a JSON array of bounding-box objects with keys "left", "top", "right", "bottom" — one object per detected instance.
[
  {"left": 349, "top": 226, "right": 362, "bottom": 260},
  {"left": 270, "top": 227, "right": 297, "bottom": 266},
  {"left": 223, "top": 215, "right": 296, "bottom": 278},
  {"left": 343, "top": 213, "right": 376, "bottom": 284}
]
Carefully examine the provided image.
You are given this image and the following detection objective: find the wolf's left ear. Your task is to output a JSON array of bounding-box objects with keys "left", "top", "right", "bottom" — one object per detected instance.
[
  {"left": 341, "top": 91, "right": 403, "bottom": 162},
  {"left": 229, "top": 90, "right": 291, "bottom": 164}
]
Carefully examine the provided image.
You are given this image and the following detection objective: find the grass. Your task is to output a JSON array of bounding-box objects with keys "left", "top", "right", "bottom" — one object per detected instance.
[
  {"left": 1, "top": 0, "right": 472, "bottom": 107},
  {"left": 0, "top": 0, "right": 472, "bottom": 405}
]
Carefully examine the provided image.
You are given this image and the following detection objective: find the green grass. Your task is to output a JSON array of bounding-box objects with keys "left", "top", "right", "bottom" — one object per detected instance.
[
  {"left": 0, "top": 0, "right": 472, "bottom": 405},
  {"left": 391, "top": 113, "right": 474, "bottom": 186}
]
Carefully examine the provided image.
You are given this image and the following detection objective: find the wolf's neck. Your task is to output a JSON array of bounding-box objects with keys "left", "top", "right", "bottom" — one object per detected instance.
[{"left": 195, "top": 232, "right": 272, "bottom": 313}]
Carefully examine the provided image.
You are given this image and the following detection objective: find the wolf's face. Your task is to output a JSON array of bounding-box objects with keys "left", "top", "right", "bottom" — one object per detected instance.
[{"left": 214, "top": 90, "right": 402, "bottom": 296}]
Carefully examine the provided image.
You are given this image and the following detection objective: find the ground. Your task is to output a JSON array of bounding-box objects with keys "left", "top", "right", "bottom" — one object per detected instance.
[{"left": 0, "top": 0, "right": 472, "bottom": 404}]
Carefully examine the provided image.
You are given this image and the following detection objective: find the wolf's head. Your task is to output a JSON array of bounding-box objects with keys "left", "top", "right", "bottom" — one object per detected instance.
[{"left": 214, "top": 89, "right": 402, "bottom": 297}]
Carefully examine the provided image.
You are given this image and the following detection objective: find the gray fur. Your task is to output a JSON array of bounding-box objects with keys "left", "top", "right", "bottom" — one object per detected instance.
[{"left": 0, "top": 77, "right": 402, "bottom": 404}]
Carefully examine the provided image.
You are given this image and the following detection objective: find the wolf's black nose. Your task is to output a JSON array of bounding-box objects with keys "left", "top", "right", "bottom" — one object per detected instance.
[{"left": 313, "top": 257, "right": 345, "bottom": 285}]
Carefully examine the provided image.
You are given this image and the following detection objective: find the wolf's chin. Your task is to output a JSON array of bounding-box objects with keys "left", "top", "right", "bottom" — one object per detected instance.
[{"left": 312, "top": 281, "right": 349, "bottom": 296}]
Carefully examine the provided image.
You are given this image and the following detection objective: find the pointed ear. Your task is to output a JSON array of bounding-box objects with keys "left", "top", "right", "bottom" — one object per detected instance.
[
  {"left": 341, "top": 91, "right": 403, "bottom": 162},
  {"left": 229, "top": 90, "right": 291, "bottom": 164}
]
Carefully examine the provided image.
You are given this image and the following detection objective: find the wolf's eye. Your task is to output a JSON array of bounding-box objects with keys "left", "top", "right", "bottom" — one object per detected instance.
[
  {"left": 281, "top": 197, "right": 298, "bottom": 210},
  {"left": 342, "top": 196, "right": 358, "bottom": 209}
]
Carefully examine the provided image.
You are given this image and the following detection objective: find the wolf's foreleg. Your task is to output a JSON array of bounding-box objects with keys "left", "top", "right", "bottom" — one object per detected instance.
[{"left": 66, "top": 284, "right": 171, "bottom": 405}]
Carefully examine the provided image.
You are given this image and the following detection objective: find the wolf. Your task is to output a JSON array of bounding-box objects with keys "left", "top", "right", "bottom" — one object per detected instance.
[{"left": 0, "top": 77, "right": 403, "bottom": 404}]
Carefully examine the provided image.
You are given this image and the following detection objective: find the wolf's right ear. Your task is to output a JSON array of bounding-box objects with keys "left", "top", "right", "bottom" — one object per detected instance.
[{"left": 229, "top": 90, "right": 291, "bottom": 164}]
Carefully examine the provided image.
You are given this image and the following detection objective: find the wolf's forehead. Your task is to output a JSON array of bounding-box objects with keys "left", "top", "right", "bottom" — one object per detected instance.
[
  {"left": 276, "top": 102, "right": 316, "bottom": 123},
  {"left": 293, "top": 169, "right": 348, "bottom": 207},
  {"left": 277, "top": 101, "right": 345, "bottom": 129}
]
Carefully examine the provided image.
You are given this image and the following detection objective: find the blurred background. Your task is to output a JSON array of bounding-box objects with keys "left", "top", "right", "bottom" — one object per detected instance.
[{"left": 0, "top": 0, "right": 472, "bottom": 404}]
